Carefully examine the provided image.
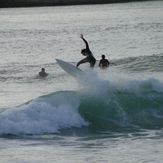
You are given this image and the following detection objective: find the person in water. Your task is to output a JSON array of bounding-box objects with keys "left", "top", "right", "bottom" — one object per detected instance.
[
  {"left": 76, "top": 34, "right": 96, "bottom": 68},
  {"left": 99, "top": 54, "right": 110, "bottom": 69},
  {"left": 39, "top": 68, "right": 48, "bottom": 77}
]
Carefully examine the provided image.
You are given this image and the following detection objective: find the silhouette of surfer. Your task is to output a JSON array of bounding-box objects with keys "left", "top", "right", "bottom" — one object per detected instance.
[
  {"left": 76, "top": 34, "right": 96, "bottom": 68},
  {"left": 99, "top": 54, "right": 110, "bottom": 69},
  {"left": 39, "top": 68, "right": 48, "bottom": 78}
]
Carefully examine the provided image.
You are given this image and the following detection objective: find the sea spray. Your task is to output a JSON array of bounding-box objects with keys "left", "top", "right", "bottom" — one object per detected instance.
[{"left": 77, "top": 70, "right": 163, "bottom": 129}]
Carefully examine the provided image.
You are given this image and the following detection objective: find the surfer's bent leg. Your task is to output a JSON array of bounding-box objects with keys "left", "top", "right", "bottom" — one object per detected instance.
[{"left": 76, "top": 58, "right": 88, "bottom": 67}]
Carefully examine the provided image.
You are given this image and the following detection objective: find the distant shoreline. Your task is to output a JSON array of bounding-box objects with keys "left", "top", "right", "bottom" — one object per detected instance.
[{"left": 0, "top": 0, "right": 151, "bottom": 8}]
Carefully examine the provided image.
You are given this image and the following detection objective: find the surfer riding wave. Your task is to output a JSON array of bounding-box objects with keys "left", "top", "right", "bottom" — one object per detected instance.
[{"left": 76, "top": 34, "right": 96, "bottom": 68}]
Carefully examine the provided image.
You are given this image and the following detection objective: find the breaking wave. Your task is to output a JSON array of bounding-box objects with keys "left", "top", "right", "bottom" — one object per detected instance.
[{"left": 0, "top": 70, "right": 163, "bottom": 135}]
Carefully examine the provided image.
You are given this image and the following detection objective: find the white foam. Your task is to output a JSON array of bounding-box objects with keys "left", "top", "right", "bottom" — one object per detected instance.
[
  {"left": 0, "top": 93, "right": 87, "bottom": 135},
  {"left": 76, "top": 69, "right": 163, "bottom": 96}
]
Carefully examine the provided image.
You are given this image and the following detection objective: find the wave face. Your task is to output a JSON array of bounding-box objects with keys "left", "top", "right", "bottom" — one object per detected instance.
[
  {"left": 0, "top": 71, "right": 163, "bottom": 135},
  {"left": 79, "top": 80, "right": 163, "bottom": 130}
]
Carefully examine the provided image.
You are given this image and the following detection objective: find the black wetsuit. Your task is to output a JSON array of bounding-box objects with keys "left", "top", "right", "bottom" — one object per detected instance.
[
  {"left": 99, "top": 58, "right": 110, "bottom": 69},
  {"left": 39, "top": 71, "right": 48, "bottom": 77},
  {"left": 77, "top": 37, "right": 96, "bottom": 68}
]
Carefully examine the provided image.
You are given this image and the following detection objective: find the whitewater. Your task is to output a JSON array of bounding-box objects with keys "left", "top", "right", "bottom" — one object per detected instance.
[{"left": 0, "top": 1, "right": 163, "bottom": 162}]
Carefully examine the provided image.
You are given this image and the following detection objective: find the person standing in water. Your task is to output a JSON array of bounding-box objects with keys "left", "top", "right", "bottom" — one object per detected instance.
[
  {"left": 76, "top": 34, "right": 96, "bottom": 68},
  {"left": 99, "top": 54, "right": 110, "bottom": 69}
]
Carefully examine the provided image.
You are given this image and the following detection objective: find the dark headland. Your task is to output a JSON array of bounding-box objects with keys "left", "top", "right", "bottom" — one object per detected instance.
[{"left": 0, "top": 0, "right": 151, "bottom": 8}]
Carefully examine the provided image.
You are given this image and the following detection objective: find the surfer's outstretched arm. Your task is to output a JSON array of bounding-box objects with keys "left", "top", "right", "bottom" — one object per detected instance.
[
  {"left": 80, "top": 34, "right": 90, "bottom": 51},
  {"left": 76, "top": 57, "right": 88, "bottom": 67}
]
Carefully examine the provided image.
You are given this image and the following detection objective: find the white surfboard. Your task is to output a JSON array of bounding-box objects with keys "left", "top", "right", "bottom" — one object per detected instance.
[{"left": 56, "top": 59, "right": 84, "bottom": 78}]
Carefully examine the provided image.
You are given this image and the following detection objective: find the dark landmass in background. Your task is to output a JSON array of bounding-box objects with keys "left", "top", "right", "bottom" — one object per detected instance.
[{"left": 0, "top": 0, "right": 155, "bottom": 8}]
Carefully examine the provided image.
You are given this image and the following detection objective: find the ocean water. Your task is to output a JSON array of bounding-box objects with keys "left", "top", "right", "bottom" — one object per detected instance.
[{"left": 0, "top": 1, "right": 163, "bottom": 162}]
